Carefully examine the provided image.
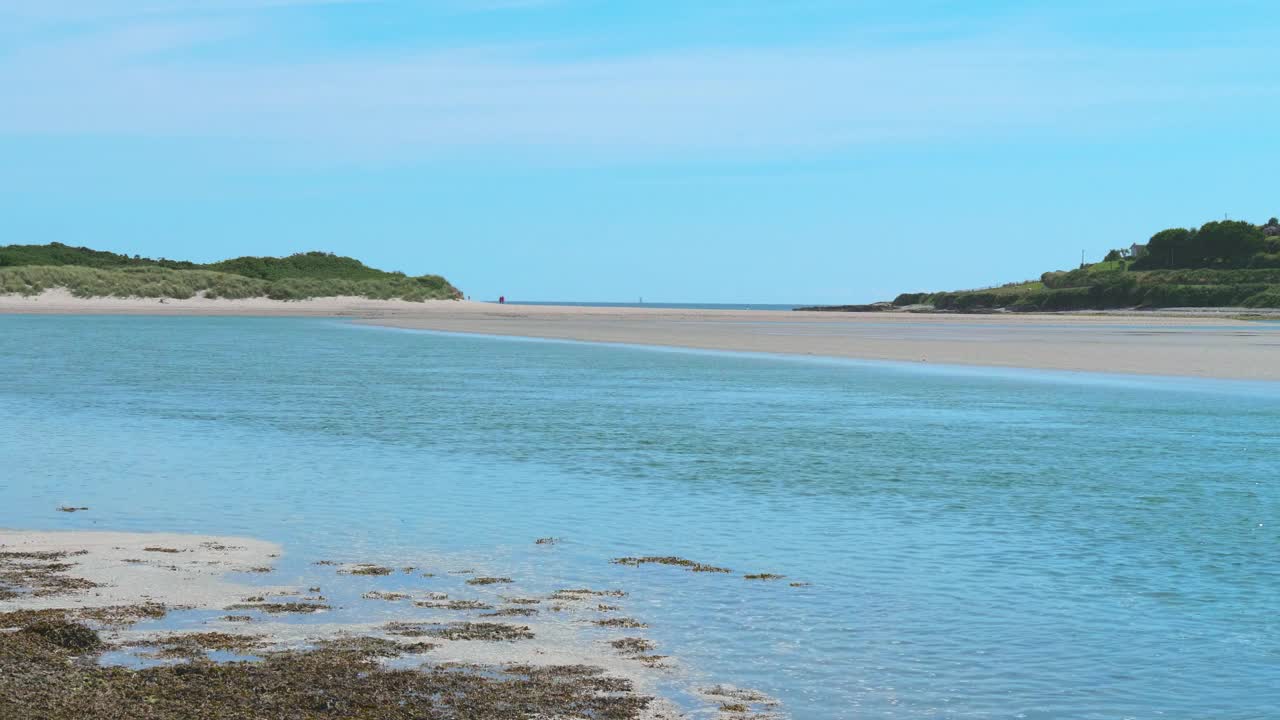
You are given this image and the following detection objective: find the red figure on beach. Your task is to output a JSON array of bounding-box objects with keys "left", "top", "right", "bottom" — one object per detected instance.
[{"left": 498, "top": 295, "right": 505, "bottom": 304}]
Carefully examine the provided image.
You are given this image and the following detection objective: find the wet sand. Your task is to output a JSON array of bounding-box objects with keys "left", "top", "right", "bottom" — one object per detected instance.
[
  {"left": 0, "top": 529, "right": 285, "bottom": 612},
  {"left": 0, "top": 529, "right": 699, "bottom": 719},
  {"left": 3, "top": 290, "right": 1278, "bottom": 380}
]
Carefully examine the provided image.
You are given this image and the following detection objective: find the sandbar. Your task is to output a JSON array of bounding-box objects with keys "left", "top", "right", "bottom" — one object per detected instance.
[{"left": 3, "top": 289, "right": 1278, "bottom": 381}]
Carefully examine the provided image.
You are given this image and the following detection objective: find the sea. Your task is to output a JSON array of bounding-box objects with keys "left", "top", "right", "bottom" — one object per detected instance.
[{"left": 1, "top": 315, "right": 1277, "bottom": 719}]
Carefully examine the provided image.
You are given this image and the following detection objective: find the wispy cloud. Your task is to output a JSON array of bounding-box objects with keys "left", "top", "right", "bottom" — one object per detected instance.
[
  {"left": 2, "top": 9, "right": 1276, "bottom": 161},
  {"left": 0, "top": 0, "right": 371, "bottom": 22}
]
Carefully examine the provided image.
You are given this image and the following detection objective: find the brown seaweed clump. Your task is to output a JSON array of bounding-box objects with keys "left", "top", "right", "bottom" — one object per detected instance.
[
  {"left": 362, "top": 591, "right": 410, "bottom": 602},
  {"left": 534, "top": 537, "right": 560, "bottom": 545},
  {"left": 0, "top": 550, "right": 101, "bottom": 598},
  {"left": 342, "top": 564, "right": 394, "bottom": 576},
  {"left": 427, "top": 622, "right": 535, "bottom": 642},
  {"left": 549, "top": 588, "right": 627, "bottom": 601},
  {"left": 592, "top": 618, "right": 647, "bottom": 629},
  {"left": 465, "top": 577, "right": 513, "bottom": 586},
  {"left": 225, "top": 602, "right": 332, "bottom": 614},
  {"left": 138, "top": 632, "right": 264, "bottom": 659},
  {"left": 143, "top": 546, "right": 182, "bottom": 554},
  {"left": 0, "top": 603, "right": 166, "bottom": 631},
  {"left": 22, "top": 619, "right": 103, "bottom": 652},
  {"left": 700, "top": 685, "right": 782, "bottom": 718},
  {"left": 56, "top": 506, "right": 89, "bottom": 513},
  {"left": 609, "top": 639, "right": 668, "bottom": 669},
  {"left": 385, "top": 621, "right": 534, "bottom": 642},
  {"left": 0, "top": 629, "right": 652, "bottom": 719},
  {"left": 612, "top": 556, "right": 732, "bottom": 573},
  {"left": 610, "top": 637, "right": 656, "bottom": 655},
  {"left": 312, "top": 635, "right": 438, "bottom": 657},
  {"left": 414, "top": 599, "right": 493, "bottom": 611},
  {"left": 480, "top": 608, "right": 538, "bottom": 618},
  {"left": 78, "top": 603, "right": 168, "bottom": 626},
  {"left": 384, "top": 622, "right": 434, "bottom": 638},
  {"left": 743, "top": 574, "right": 785, "bottom": 581}
]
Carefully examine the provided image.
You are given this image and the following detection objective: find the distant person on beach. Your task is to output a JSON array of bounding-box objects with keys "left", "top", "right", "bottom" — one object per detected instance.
[{"left": 499, "top": 296, "right": 505, "bottom": 304}]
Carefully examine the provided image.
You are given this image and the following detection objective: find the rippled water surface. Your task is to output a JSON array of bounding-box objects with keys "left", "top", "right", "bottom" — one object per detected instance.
[{"left": 2, "top": 316, "right": 1278, "bottom": 718}]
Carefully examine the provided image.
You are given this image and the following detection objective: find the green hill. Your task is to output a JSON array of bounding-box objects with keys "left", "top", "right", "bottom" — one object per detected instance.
[
  {"left": 891, "top": 217, "right": 1280, "bottom": 311},
  {"left": 0, "top": 244, "right": 461, "bottom": 302}
]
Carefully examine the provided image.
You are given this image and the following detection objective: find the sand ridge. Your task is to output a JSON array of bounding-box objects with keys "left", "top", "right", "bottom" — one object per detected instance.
[{"left": 3, "top": 289, "right": 1278, "bottom": 380}]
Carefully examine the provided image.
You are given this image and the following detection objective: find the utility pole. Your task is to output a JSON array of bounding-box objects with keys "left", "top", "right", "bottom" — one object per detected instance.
[{"left": 1081, "top": 249, "right": 1086, "bottom": 268}]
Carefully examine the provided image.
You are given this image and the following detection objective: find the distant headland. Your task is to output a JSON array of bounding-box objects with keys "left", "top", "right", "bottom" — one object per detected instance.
[
  {"left": 803, "top": 216, "right": 1280, "bottom": 312},
  {"left": 0, "top": 244, "right": 461, "bottom": 302}
]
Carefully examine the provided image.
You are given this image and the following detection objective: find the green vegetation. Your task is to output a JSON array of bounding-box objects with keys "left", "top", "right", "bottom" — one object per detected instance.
[
  {"left": 893, "top": 215, "right": 1280, "bottom": 311},
  {"left": 0, "top": 243, "right": 461, "bottom": 302}
]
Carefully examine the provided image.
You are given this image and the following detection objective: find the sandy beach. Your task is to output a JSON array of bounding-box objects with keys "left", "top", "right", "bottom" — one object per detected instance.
[{"left": 3, "top": 290, "right": 1278, "bottom": 381}]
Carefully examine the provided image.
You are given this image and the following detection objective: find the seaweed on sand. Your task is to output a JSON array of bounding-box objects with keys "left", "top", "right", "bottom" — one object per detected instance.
[
  {"left": 549, "top": 588, "right": 627, "bottom": 600},
  {"left": 0, "top": 631, "right": 653, "bottom": 719},
  {"left": 138, "top": 632, "right": 264, "bottom": 659},
  {"left": 612, "top": 556, "right": 732, "bottom": 573},
  {"left": 592, "top": 618, "right": 647, "bottom": 629},
  {"left": 78, "top": 603, "right": 168, "bottom": 626},
  {"left": 700, "top": 685, "right": 782, "bottom": 717},
  {"left": 386, "top": 622, "right": 534, "bottom": 642},
  {"left": 0, "top": 603, "right": 166, "bottom": 632},
  {"left": 362, "top": 591, "right": 410, "bottom": 601},
  {"left": 465, "top": 577, "right": 512, "bottom": 586},
  {"left": 21, "top": 619, "right": 102, "bottom": 652},
  {"left": 0, "top": 551, "right": 101, "bottom": 597},
  {"left": 384, "top": 622, "right": 434, "bottom": 638},
  {"left": 143, "top": 546, "right": 182, "bottom": 554},
  {"left": 341, "top": 564, "right": 393, "bottom": 576},
  {"left": 225, "top": 602, "right": 332, "bottom": 614},
  {"left": 480, "top": 608, "right": 538, "bottom": 618},
  {"left": 414, "top": 599, "right": 492, "bottom": 611},
  {"left": 609, "top": 637, "right": 655, "bottom": 654},
  {"left": 427, "top": 622, "right": 535, "bottom": 641},
  {"left": 311, "top": 635, "right": 437, "bottom": 657}
]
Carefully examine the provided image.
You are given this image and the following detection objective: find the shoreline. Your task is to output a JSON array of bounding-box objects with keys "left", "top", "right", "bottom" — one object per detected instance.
[
  {"left": 0, "top": 528, "right": 714, "bottom": 719},
  {"left": 3, "top": 290, "right": 1279, "bottom": 381}
]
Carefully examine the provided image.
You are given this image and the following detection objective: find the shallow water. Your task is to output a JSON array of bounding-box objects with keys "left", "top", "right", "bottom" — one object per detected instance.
[{"left": 2, "top": 315, "right": 1278, "bottom": 718}]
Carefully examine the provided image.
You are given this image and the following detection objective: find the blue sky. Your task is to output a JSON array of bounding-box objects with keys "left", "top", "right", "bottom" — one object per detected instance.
[{"left": 2, "top": 1, "right": 1277, "bottom": 303}]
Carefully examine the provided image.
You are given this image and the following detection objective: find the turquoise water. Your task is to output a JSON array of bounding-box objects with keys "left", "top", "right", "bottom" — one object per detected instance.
[{"left": 2, "top": 315, "right": 1278, "bottom": 718}]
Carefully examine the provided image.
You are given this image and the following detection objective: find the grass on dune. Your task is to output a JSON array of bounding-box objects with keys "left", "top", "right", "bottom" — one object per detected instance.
[
  {"left": 0, "top": 244, "right": 462, "bottom": 302},
  {"left": 0, "top": 265, "right": 459, "bottom": 302}
]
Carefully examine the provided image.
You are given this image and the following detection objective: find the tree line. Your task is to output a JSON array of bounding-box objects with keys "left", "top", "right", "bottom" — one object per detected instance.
[{"left": 1112, "top": 217, "right": 1280, "bottom": 270}]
